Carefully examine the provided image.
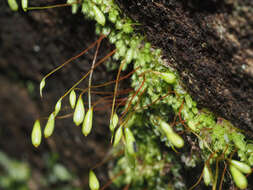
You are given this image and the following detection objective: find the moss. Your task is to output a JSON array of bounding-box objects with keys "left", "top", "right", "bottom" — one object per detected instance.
[
  {"left": 74, "top": 0, "right": 253, "bottom": 188},
  {"left": 109, "top": 127, "right": 186, "bottom": 190},
  {"left": 8, "top": 0, "right": 253, "bottom": 189}
]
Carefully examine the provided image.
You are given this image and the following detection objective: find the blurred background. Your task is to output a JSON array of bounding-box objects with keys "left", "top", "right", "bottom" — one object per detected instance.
[{"left": 0, "top": 1, "right": 118, "bottom": 189}]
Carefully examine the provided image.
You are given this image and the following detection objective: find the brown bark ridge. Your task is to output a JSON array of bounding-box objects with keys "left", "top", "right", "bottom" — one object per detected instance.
[
  {"left": 0, "top": 0, "right": 115, "bottom": 188},
  {"left": 117, "top": 0, "right": 253, "bottom": 131}
]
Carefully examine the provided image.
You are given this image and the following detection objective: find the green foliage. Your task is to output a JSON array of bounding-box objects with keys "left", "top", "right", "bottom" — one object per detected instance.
[
  {"left": 110, "top": 128, "right": 186, "bottom": 190},
  {"left": 71, "top": 0, "right": 253, "bottom": 188},
  {"left": 7, "top": 0, "right": 253, "bottom": 189},
  {"left": 0, "top": 152, "right": 30, "bottom": 190},
  {"left": 0, "top": 152, "right": 77, "bottom": 190},
  {"left": 7, "top": 0, "right": 18, "bottom": 11}
]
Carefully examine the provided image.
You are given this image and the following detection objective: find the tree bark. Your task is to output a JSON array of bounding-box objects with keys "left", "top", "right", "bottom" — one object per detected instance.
[{"left": 117, "top": 0, "right": 253, "bottom": 132}]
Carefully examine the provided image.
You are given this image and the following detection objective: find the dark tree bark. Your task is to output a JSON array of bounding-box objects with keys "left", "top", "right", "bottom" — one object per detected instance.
[
  {"left": 0, "top": 0, "right": 253, "bottom": 189},
  {"left": 117, "top": 0, "right": 253, "bottom": 132}
]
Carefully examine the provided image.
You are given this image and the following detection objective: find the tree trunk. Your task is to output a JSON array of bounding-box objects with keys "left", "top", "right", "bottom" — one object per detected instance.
[
  {"left": 1, "top": 0, "right": 253, "bottom": 189},
  {"left": 117, "top": 0, "right": 253, "bottom": 132}
]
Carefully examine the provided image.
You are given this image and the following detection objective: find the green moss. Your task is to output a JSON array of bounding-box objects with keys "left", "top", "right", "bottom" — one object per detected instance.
[
  {"left": 74, "top": 0, "right": 253, "bottom": 188},
  {"left": 8, "top": 0, "right": 253, "bottom": 189},
  {"left": 110, "top": 128, "right": 186, "bottom": 190}
]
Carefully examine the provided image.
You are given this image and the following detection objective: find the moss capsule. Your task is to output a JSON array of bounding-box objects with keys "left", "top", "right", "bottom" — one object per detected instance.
[
  {"left": 8, "top": 0, "right": 18, "bottom": 11},
  {"left": 67, "top": 0, "right": 79, "bottom": 14},
  {"left": 69, "top": 90, "right": 76, "bottom": 109},
  {"left": 230, "top": 160, "right": 251, "bottom": 174},
  {"left": 82, "top": 107, "right": 93, "bottom": 136},
  {"left": 21, "top": 0, "right": 28, "bottom": 12},
  {"left": 230, "top": 164, "right": 248, "bottom": 189},
  {"left": 44, "top": 113, "right": 55, "bottom": 138},
  {"left": 160, "top": 119, "right": 184, "bottom": 148},
  {"left": 109, "top": 113, "right": 118, "bottom": 132},
  {"left": 31, "top": 120, "right": 42, "bottom": 148},
  {"left": 93, "top": 5, "right": 105, "bottom": 26},
  {"left": 160, "top": 120, "right": 174, "bottom": 134},
  {"left": 113, "top": 126, "right": 123, "bottom": 146},
  {"left": 124, "top": 127, "right": 136, "bottom": 155},
  {"left": 167, "top": 132, "right": 184, "bottom": 148},
  {"left": 73, "top": 96, "right": 85, "bottom": 126},
  {"left": 89, "top": 170, "right": 100, "bottom": 190},
  {"left": 40, "top": 78, "right": 45, "bottom": 98},
  {"left": 54, "top": 98, "right": 62, "bottom": 116},
  {"left": 203, "top": 164, "right": 213, "bottom": 186}
]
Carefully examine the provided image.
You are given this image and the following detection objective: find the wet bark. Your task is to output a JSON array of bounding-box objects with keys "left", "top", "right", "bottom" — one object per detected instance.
[{"left": 117, "top": 0, "right": 253, "bottom": 132}]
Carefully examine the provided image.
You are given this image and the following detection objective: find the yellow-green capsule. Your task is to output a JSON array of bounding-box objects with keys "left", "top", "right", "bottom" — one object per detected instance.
[
  {"left": 159, "top": 72, "right": 176, "bottom": 84},
  {"left": 8, "top": 0, "right": 18, "bottom": 11},
  {"left": 124, "top": 127, "right": 136, "bottom": 155},
  {"left": 93, "top": 5, "right": 105, "bottom": 26},
  {"left": 231, "top": 160, "right": 252, "bottom": 174},
  {"left": 73, "top": 96, "right": 85, "bottom": 126},
  {"left": 82, "top": 107, "right": 93, "bottom": 136},
  {"left": 230, "top": 164, "right": 248, "bottom": 189},
  {"left": 109, "top": 113, "right": 118, "bottom": 132},
  {"left": 160, "top": 120, "right": 174, "bottom": 134},
  {"left": 21, "top": 0, "right": 28, "bottom": 12},
  {"left": 31, "top": 120, "right": 42, "bottom": 148},
  {"left": 44, "top": 113, "right": 55, "bottom": 138},
  {"left": 40, "top": 78, "right": 45, "bottom": 98},
  {"left": 113, "top": 126, "right": 123, "bottom": 146},
  {"left": 89, "top": 170, "right": 100, "bottom": 190},
  {"left": 54, "top": 98, "right": 62, "bottom": 116},
  {"left": 166, "top": 132, "right": 184, "bottom": 148},
  {"left": 203, "top": 164, "right": 213, "bottom": 186},
  {"left": 160, "top": 120, "right": 184, "bottom": 148},
  {"left": 67, "top": 0, "right": 79, "bottom": 14},
  {"left": 69, "top": 90, "right": 76, "bottom": 109}
]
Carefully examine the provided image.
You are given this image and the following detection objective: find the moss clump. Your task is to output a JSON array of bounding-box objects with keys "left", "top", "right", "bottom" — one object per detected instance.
[
  {"left": 73, "top": 0, "right": 253, "bottom": 188},
  {"left": 8, "top": 0, "right": 253, "bottom": 189},
  {"left": 110, "top": 127, "right": 186, "bottom": 190}
]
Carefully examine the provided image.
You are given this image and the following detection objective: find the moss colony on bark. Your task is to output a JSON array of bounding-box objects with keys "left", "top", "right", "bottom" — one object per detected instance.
[{"left": 7, "top": 0, "right": 253, "bottom": 189}]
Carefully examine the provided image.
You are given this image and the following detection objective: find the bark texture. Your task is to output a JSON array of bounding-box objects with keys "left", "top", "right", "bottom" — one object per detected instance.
[{"left": 117, "top": 0, "right": 253, "bottom": 132}]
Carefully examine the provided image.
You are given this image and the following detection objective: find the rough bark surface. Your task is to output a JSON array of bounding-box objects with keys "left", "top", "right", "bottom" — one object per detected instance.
[{"left": 117, "top": 0, "right": 253, "bottom": 132}]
